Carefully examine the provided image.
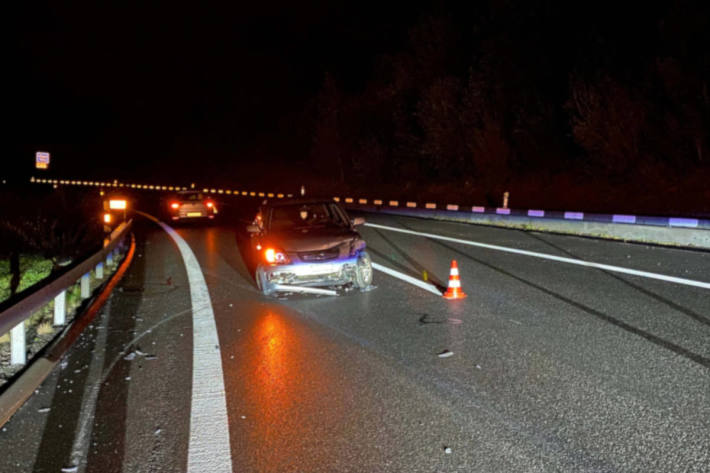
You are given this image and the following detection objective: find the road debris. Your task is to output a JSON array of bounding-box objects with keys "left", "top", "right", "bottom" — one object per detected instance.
[
  {"left": 444, "top": 447, "right": 452, "bottom": 454},
  {"left": 38, "top": 407, "right": 51, "bottom": 413},
  {"left": 419, "top": 314, "right": 463, "bottom": 325},
  {"left": 438, "top": 350, "right": 454, "bottom": 358}
]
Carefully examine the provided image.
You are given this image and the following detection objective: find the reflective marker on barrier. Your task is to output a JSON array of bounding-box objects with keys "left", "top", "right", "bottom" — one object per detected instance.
[
  {"left": 564, "top": 211, "right": 584, "bottom": 220},
  {"left": 612, "top": 214, "right": 636, "bottom": 224},
  {"left": 669, "top": 218, "right": 699, "bottom": 228}
]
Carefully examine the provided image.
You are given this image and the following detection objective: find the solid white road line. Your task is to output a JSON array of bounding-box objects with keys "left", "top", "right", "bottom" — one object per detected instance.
[
  {"left": 139, "top": 212, "right": 233, "bottom": 473},
  {"left": 365, "top": 222, "right": 710, "bottom": 290},
  {"left": 372, "top": 262, "right": 443, "bottom": 296},
  {"left": 68, "top": 299, "right": 112, "bottom": 473}
]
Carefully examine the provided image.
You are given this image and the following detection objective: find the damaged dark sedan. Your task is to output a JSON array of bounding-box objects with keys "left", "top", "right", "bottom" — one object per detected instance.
[{"left": 247, "top": 199, "right": 373, "bottom": 296}]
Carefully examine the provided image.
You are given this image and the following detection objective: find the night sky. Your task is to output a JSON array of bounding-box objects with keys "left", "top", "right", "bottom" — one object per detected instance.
[
  {"left": 8, "top": 1, "right": 710, "bottom": 214},
  {"left": 9, "top": 1, "right": 420, "bottom": 181}
]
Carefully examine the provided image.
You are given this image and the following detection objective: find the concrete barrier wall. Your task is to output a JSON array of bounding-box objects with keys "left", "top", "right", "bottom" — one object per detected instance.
[{"left": 346, "top": 205, "right": 710, "bottom": 250}]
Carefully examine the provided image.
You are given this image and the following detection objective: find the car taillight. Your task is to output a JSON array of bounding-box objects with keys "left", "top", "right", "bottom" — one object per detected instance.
[
  {"left": 170, "top": 202, "right": 180, "bottom": 209},
  {"left": 264, "top": 248, "right": 289, "bottom": 264}
]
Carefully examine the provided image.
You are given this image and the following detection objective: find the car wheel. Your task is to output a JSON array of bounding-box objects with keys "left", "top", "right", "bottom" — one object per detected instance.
[{"left": 354, "top": 251, "right": 373, "bottom": 289}]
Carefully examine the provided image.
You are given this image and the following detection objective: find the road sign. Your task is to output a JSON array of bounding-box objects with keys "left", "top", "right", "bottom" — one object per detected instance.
[{"left": 35, "top": 151, "right": 50, "bottom": 170}]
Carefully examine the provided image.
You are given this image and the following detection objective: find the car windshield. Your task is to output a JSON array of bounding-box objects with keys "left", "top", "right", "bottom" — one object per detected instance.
[
  {"left": 179, "top": 192, "right": 205, "bottom": 201},
  {"left": 269, "top": 203, "right": 347, "bottom": 231}
]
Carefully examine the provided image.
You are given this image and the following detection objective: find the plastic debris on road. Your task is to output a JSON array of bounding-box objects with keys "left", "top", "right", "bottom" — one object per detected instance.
[
  {"left": 437, "top": 350, "right": 454, "bottom": 358},
  {"left": 444, "top": 447, "right": 452, "bottom": 454},
  {"left": 38, "top": 407, "right": 51, "bottom": 413}
]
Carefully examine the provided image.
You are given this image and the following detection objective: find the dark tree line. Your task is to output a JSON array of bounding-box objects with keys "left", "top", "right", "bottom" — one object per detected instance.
[
  {"left": 308, "top": 2, "right": 709, "bottom": 211},
  {"left": 0, "top": 188, "right": 103, "bottom": 299}
]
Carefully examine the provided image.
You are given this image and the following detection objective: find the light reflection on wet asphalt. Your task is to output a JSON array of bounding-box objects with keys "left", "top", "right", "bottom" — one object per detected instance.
[{"left": 2, "top": 211, "right": 708, "bottom": 473}]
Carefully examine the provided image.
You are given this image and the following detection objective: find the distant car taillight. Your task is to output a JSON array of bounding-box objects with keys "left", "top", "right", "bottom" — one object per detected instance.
[
  {"left": 170, "top": 202, "right": 180, "bottom": 209},
  {"left": 205, "top": 201, "right": 214, "bottom": 208}
]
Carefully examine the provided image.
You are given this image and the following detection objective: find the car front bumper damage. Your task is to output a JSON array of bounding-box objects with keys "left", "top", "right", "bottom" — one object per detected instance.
[{"left": 260, "top": 256, "right": 359, "bottom": 295}]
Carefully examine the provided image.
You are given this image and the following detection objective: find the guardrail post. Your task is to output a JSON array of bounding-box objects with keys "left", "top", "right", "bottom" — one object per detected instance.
[
  {"left": 54, "top": 290, "right": 66, "bottom": 325},
  {"left": 81, "top": 273, "right": 91, "bottom": 299},
  {"left": 96, "top": 261, "right": 104, "bottom": 279},
  {"left": 10, "top": 322, "right": 26, "bottom": 365}
]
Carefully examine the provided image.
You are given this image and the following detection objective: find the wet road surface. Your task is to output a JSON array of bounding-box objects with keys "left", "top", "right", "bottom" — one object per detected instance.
[{"left": 1, "top": 202, "right": 709, "bottom": 472}]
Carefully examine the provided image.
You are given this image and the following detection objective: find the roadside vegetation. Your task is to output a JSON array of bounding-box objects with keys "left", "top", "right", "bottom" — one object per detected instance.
[
  {"left": 0, "top": 255, "right": 53, "bottom": 304},
  {"left": 0, "top": 185, "right": 104, "bottom": 303}
]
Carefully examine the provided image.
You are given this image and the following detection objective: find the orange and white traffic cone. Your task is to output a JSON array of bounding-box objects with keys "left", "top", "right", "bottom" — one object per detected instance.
[{"left": 442, "top": 260, "right": 467, "bottom": 299}]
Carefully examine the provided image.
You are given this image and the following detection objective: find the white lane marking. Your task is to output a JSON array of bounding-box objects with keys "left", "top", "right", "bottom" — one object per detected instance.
[
  {"left": 141, "top": 213, "right": 232, "bottom": 473},
  {"left": 365, "top": 222, "right": 710, "bottom": 290},
  {"left": 67, "top": 299, "right": 112, "bottom": 472},
  {"left": 372, "top": 262, "right": 442, "bottom": 295}
]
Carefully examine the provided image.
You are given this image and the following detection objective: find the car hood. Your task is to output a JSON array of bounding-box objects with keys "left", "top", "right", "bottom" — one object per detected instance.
[{"left": 268, "top": 227, "right": 358, "bottom": 252}]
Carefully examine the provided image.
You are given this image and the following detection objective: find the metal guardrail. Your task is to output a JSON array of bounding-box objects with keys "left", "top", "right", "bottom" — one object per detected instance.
[{"left": 0, "top": 220, "right": 133, "bottom": 365}]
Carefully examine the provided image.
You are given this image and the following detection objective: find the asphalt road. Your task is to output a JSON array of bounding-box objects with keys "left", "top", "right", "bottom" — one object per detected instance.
[{"left": 1, "top": 198, "right": 709, "bottom": 473}]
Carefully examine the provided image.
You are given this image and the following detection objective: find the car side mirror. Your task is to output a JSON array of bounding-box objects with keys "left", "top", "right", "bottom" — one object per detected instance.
[
  {"left": 246, "top": 224, "right": 261, "bottom": 233},
  {"left": 351, "top": 217, "right": 365, "bottom": 226}
]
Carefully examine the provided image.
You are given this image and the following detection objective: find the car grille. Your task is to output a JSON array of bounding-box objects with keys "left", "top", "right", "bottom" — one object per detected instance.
[{"left": 298, "top": 247, "right": 340, "bottom": 262}]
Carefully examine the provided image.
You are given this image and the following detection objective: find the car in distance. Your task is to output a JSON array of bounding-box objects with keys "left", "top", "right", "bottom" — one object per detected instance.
[
  {"left": 166, "top": 191, "right": 218, "bottom": 221},
  {"left": 247, "top": 199, "right": 373, "bottom": 296}
]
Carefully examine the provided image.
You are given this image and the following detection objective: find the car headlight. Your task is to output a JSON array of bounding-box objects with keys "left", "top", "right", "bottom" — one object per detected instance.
[{"left": 264, "top": 247, "right": 290, "bottom": 264}]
